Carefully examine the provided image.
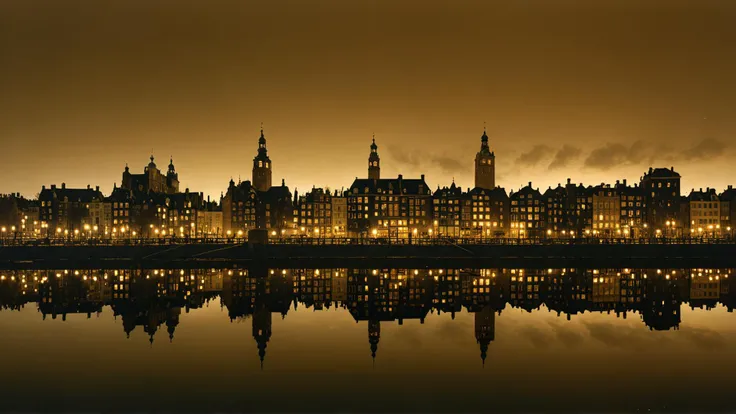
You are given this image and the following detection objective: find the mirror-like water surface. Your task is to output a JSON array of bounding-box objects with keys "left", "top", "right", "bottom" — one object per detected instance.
[{"left": 1, "top": 267, "right": 734, "bottom": 412}]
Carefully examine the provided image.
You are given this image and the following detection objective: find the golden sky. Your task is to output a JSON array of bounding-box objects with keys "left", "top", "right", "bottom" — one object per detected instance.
[{"left": 1, "top": 0, "right": 735, "bottom": 199}]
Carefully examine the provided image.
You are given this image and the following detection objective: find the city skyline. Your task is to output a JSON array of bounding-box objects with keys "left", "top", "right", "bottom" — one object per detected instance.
[
  {"left": 2, "top": 1, "right": 736, "bottom": 198},
  {"left": 1, "top": 128, "right": 735, "bottom": 200}
]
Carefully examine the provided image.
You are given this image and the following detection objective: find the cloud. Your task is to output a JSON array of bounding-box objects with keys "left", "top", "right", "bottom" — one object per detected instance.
[
  {"left": 583, "top": 140, "right": 650, "bottom": 171},
  {"left": 682, "top": 138, "right": 727, "bottom": 161},
  {"left": 516, "top": 145, "right": 552, "bottom": 167},
  {"left": 546, "top": 320, "right": 584, "bottom": 348},
  {"left": 548, "top": 145, "right": 582, "bottom": 170},
  {"left": 387, "top": 146, "right": 469, "bottom": 175},
  {"left": 517, "top": 325, "right": 554, "bottom": 349},
  {"left": 679, "top": 326, "right": 727, "bottom": 350}
]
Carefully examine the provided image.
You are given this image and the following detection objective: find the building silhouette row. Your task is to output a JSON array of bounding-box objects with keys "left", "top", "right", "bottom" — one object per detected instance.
[
  {"left": 1, "top": 127, "right": 734, "bottom": 239},
  {"left": 1, "top": 266, "right": 734, "bottom": 366}
]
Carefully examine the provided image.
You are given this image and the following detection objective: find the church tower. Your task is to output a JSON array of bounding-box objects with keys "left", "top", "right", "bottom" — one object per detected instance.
[
  {"left": 368, "top": 136, "right": 380, "bottom": 180},
  {"left": 253, "top": 307, "right": 273, "bottom": 369},
  {"left": 474, "top": 127, "right": 495, "bottom": 190},
  {"left": 252, "top": 127, "right": 272, "bottom": 192}
]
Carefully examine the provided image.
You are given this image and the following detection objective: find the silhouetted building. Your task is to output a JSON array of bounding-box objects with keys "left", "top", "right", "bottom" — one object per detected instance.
[
  {"left": 544, "top": 184, "right": 569, "bottom": 234},
  {"left": 688, "top": 188, "right": 721, "bottom": 236},
  {"left": 121, "top": 155, "right": 180, "bottom": 194},
  {"left": 432, "top": 182, "right": 465, "bottom": 237},
  {"left": 39, "top": 183, "right": 105, "bottom": 232},
  {"left": 474, "top": 128, "right": 496, "bottom": 190},
  {"left": 615, "top": 180, "right": 646, "bottom": 237},
  {"left": 510, "top": 183, "right": 546, "bottom": 238},
  {"left": 592, "top": 184, "right": 620, "bottom": 237},
  {"left": 298, "top": 188, "right": 334, "bottom": 236},
  {"left": 368, "top": 137, "right": 380, "bottom": 180},
  {"left": 468, "top": 187, "right": 509, "bottom": 237},
  {"left": 347, "top": 174, "right": 432, "bottom": 238},
  {"left": 641, "top": 167, "right": 681, "bottom": 231},
  {"left": 252, "top": 128, "right": 273, "bottom": 192},
  {"left": 719, "top": 185, "right": 736, "bottom": 233}
]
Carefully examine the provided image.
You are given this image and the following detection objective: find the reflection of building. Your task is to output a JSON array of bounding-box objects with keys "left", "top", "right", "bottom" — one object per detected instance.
[
  {"left": 689, "top": 269, "right": 720, "bottom": 310},
  {"left": 253, "top": 306, "right": 272, "bottom": 368},
  {"left": 641, "top": 272, "right": 682, "bottom": 331},
  {"left": 368, "top": 319, "right": 380, "bottom": 363},
  {"left": 474, "top": 306, "right": 495, "bottom": 366}
]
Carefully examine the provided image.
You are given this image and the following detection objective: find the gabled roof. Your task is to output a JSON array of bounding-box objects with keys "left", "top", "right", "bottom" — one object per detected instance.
[
  {"left": 349, "top": 177, "right": 431, "bottom": 196},
  {"left": 643, "top": 167, "right": 681, "bottom": 179},
  {"left": 39, "top": 187, "right": 104, "bottom": 203}
]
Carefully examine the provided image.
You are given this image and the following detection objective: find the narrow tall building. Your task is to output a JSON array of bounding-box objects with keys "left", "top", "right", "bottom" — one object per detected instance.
[
  {"left": 252, "top": 128, "right": 272, "bottom": 192},
  {"left": 368, "top": 136, "right": 380, "bottom": 180},
  {"left": 474, "top": 127, "right": 496, "bottom": 190}
]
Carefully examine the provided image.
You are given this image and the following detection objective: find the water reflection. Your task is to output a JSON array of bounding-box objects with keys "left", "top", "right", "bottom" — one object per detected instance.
[{"left": 1, "top": 267, "right": 734, "bottom": 367}]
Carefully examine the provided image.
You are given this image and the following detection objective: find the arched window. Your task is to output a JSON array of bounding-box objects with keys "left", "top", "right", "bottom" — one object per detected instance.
[{"left": 259, "top": 161, "right": 263, "bottom": 168}]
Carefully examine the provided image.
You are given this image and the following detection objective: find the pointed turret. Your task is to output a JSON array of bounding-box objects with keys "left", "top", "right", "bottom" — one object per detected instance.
[
  {"left": 474, "top": 125, "right": 496, "bottom": 190},
  {"left": 252, "top": 126, "right": 273, "bottom": 191},
  {"left": 368, "top": 135, "right": 380, "bottom": 180}
]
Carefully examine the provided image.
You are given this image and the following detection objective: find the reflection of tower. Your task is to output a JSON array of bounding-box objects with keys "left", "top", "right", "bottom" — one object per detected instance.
[
  {"left": 253, "top": 306, "right": 273, "bottom": 369},
  {"left": 474, "top": 306, "right": 495, "bottom": 366},
  {"left": 368, "top": 136, "right": 380, "bottom": 180},
  {"left": 368, "top": 320, "right": 381, "bottom": 366},
  {"left": 166, "top": 308, "right": 181, "bottom": 342}
]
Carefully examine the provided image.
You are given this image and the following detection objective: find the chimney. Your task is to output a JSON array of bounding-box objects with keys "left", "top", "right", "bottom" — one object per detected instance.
[
  {"left": 398, "top": 174, "right": 403, "bottom": 181},
  {"left": 528, "top": 181, "right": 532, "bottom": 187},
  {"left": 87, "top": 184, "right": 91, "bottom": 189},
  {"left": 95, "top": 186, "right": 99, "bottom": 192},
  {"left": 649, "top": 167, "right": 653, "bottom": 174},
  {"left": 671, "top": 166, "right": 674, "bottom": 171},
  {"left": 42, "top": 185, "right": 46, "bottom": 191},
  {"left": 282, "top": 178, "right": 285, "bottom": 186},
  {"left": 729, "top": 185, "right": 733, "bottom": 190},
  {"left": 623, "top": 179, "right": 627, "bottom": 186},
  {"left": 421, "top": 174, "right": 425, "bottom": 181},
  {"left": 567, "top": 178, "right": 571, "bottom": 185},
  {"left": 616, "top": 180, "right": 620, "bottom": 185},
  {"left": 61, "top": 183, "right": 66, "bottom": 189},
  {"left": 51, "top": 184, "right": 56, "bottom": 190}
]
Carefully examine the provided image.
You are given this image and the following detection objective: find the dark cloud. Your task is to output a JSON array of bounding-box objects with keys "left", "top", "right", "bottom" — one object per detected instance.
[
  {"left": 582, "top": 320, "right": 672, "bottom": 350},
  {"left": 679, "top": 326, "right": 726, "bottom": 350},
  {"left": 583, "top": 140, "right": 650, "bottom": 171},
  {"left": 516, "top": 145, "right": 552, "bottom": 167},
  {"left": 517, "top": 325, "right": 554, "bottom": 349},
  {"left": 387, "top": 146, "right": 469, "bottom": 175},
  {"left": 548, "top": 145, "right": 582, "bottom": 170},
  {"left": 387, "top": 145, "right": 423, "bottom": 168},
  {"left": 682, "top": 138, "right": 727, "bottom": 161},
  {"left": 436, "top": 318, "right": 471, "bottom": 345},
  {"left": 546, "top": 320, "right": 584, "bottom": 348}
]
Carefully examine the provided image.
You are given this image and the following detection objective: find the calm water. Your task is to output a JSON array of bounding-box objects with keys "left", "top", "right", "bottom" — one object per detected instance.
[{"left": 1, "top": 266, "right": 735, "bottom": 413}]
